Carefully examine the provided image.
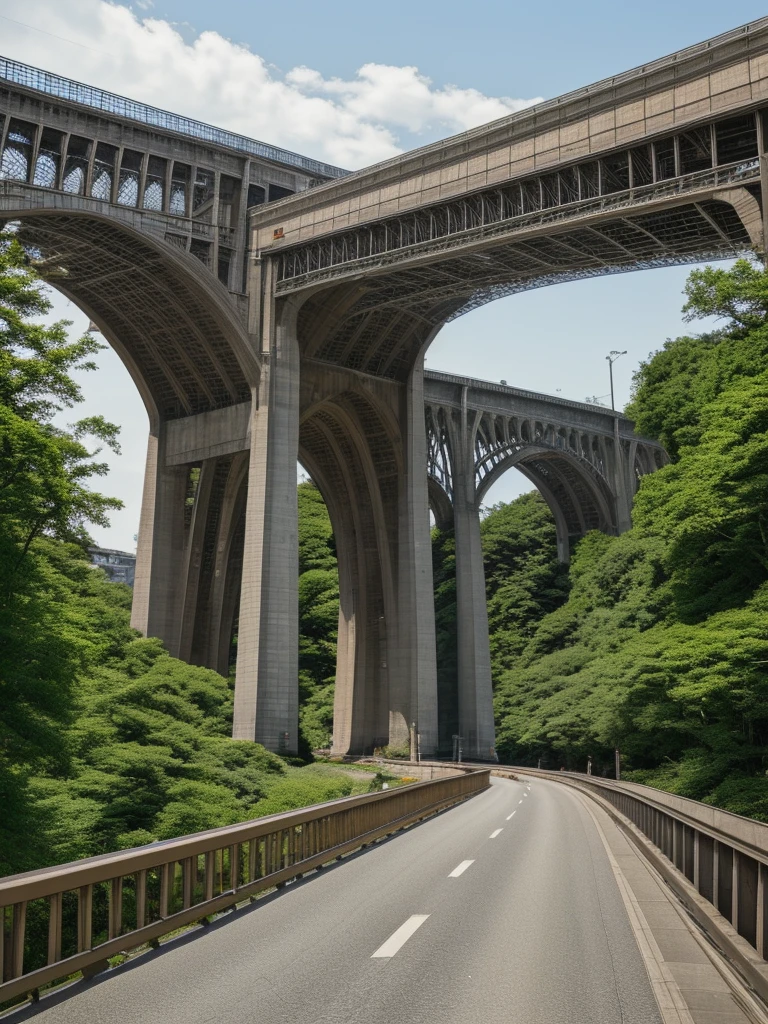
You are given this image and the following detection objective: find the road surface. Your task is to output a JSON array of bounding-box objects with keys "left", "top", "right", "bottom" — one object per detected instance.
[{"left": 28, "top": 777, "right": 663, "bottom": 1024}]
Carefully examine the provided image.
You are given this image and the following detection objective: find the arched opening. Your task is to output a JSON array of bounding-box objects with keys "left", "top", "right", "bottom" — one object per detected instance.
[
  {"left": 2, "top": 207, "right": 258, "bottom": 678},
  {"left": 298, "top": 385, "right": 403, "bottom": 756}
]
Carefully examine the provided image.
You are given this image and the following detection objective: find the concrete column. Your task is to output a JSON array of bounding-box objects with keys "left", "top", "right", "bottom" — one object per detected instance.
[
  {"left": 176, "top": 458, "right": 216, "bottom": 663},
  {"left": 130, "top": 427, "right": 189, "bottom": 656},
  {"left": 452, "top": 394, "right": 497, "bottom": 762},
  {"left": 200, "top": 453, "right": 248, "bottom": 675},
  {"left": 392, "top": 360, "right": 439, "bottom": 757},
  {"left": 232, "top": 300, "right": 300, "bottom": 752},
  {"left": 613, "top": 424, "right": 633, "bottom": 532}
]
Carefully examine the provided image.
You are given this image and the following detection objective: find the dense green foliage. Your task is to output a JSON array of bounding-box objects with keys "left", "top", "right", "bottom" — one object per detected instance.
[
  {"left": 492, "top": 259, "right": 768, "bottom": 819},
  {"left": 0, "top": 243, "right": 379, "bottom": 877},
  {"left": 481, "top": 492, "right": 570, "bottom": 677},
  {"left": 297, "top": 481, "right": 338, "bottom": 749}
]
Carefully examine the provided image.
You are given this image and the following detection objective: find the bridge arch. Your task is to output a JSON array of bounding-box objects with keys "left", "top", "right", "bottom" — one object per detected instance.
[
  {"left": 1, "top": 202, "right": 258, "bottom": 427},
  {"left": 475, "top": 441, "right": 618, "bottom": 560},
  {"left": 298, "top": 386, "right": 407, "bottom": 755}
]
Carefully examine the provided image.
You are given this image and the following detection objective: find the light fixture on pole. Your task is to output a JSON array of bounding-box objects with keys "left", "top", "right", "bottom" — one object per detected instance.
[{"left": 605, "top": 350, "right": 627, "bottom": 411}]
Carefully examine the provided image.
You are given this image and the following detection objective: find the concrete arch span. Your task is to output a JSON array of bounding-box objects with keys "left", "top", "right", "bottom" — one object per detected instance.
[
  {"left": 275, "top": 190, "right": 756, "bottom": 387},
  {"left": 476, "top": 443, "right": 618, "bottom": 562},
  {"left": 0, "top": 201, "right": 264, "bottom": 679},
  {"left": 298, "top": 384, "right": 421, "bottom": 755},
  {"left": 0, "top": 201, "right": 258, "bottom": 426}
]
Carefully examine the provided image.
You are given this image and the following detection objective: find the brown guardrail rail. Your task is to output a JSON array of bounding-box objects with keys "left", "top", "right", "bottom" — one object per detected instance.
[
  {"left": 488, "top": 764, "right": 768, "bottom": 1001},
  {"left": 0, "top": 769, "right": 489, "bottom": 1005},
  {"left": 372, "top": 756, "right": 768, "bottom": 990}
]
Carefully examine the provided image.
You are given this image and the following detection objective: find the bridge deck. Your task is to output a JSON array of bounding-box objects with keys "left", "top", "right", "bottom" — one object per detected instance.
[{"left": 20, "top": 778, "right": 751, "bottom": 1024}]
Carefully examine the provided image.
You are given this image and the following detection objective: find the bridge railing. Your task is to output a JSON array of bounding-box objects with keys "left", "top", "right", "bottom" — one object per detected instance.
[
  {"left": 0, "top": 770, "right": 488, "bottom": 1005},
  {"left": 0, "top": 56, "right": 347, "bottom": 181},
  {"left": 493, "top": 765, "right": 768, "bottom": 997}
]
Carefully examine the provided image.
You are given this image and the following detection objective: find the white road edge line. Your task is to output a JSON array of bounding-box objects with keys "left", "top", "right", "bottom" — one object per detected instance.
[
  {"left": 371, "top": 915, "right": 430, "bottom": 958},
  {"left": 506, "top": 811, "right": 516, "bottom": 821},
  {"left": 489, "top": 828, "right": 503, "bottom": 839},
  {"left": 448, "top": 860, "right": 475, "bottom": 878}
]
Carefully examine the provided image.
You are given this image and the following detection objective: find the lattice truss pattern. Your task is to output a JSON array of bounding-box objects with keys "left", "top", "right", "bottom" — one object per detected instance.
[
  {"left": 0, "top": 108, "right": 237, "bottom": 286},
  {"left": 293, "top": 112, "right": 761, "bottom": 381},
  {"left": 426, "top": 399, "right": 666, "bottom": 537},
  {"left": 0, "top": 74, "right": 332, "bottom": 304},
  {"left": 9, "top": 215, "right": 252, "bottom": 419}
]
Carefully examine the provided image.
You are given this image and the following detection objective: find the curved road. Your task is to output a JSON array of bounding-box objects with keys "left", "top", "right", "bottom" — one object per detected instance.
[{"left": 29, "top": 778, "right": 663, "bottom": 1024}]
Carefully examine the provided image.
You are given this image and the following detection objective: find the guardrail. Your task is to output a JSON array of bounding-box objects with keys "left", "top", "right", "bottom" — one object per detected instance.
[
  {"left": 0, "top": 770, "right": 488, "bottom": 1004},
  {"left": 0, "top": 56, "right": 348, "bottom": 180},
  {"left": 372, "top": 756, "right": 768, "bottom": 978},
  {"left": 487, "top": 764, "right": 768, "bottom": 999}
]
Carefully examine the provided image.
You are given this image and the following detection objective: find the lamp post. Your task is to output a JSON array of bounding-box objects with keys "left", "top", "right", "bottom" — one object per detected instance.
[{"left": 605, "top": 350, "right": 627, "bottom": 411}]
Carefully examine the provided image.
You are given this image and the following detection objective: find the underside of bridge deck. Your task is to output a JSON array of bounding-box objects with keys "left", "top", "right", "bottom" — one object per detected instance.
[{"left": 2, "top": 25, "right": 765, "bottom": 760}]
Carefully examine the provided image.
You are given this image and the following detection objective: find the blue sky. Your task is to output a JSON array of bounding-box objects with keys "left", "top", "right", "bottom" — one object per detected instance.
[
  {"left": 1, "top": 0, "right": 761, "bottom": 547},
  {"left": 132, "top": 0, "right": 767, "bottom": 108}
]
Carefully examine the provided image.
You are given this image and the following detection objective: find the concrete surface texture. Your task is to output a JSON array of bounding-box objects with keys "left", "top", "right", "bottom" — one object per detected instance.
[
  {"left": 3, "top": 21, "right": 768, "bottom": 758},
  {"left": 19, "top": 778, "right": 759, "bottom": 1024}
]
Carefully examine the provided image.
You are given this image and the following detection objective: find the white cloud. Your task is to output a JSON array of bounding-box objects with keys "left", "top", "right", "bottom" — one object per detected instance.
[{"left": 0, "top": 0, "right": 542, "bottom": 169}]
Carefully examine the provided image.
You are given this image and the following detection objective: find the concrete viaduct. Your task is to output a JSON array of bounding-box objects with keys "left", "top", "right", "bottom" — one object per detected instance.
[{"left": 0, "top": 18, "right": 764, "bottom": 760}]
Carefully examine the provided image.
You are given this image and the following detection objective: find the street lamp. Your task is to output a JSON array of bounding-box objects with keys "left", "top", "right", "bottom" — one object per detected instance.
[{"left": 605, "top": 350, "right": 627, "bottom": 411}]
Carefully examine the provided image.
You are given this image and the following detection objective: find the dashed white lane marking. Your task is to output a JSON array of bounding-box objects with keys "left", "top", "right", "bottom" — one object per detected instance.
[
  {"left": 523, "top": 792, "right": 528, "bottom": 797},
  {"left": 518, "top": 799, "right": 523, "bottom": 804},
  {"left": 489, "top": 828, "right": 503, "bottom": 839},
  {"left": 506, "top": 810, "right": 517, "bottom": 821},
  {"left": 448, "top": 860, "right": 475, "bottom": 878},
  {"left": 372, "top": 915, "right": 430, "bottom": 958}
]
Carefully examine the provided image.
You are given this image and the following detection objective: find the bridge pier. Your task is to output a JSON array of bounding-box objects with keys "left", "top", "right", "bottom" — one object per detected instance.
[
  {"left": 392, "top": 362, "right": 440, "bottom": 758},
  {"left": 450, "top": 391, "right": 497, "bottom": 763},
  {"left": 131, "top": 429, "right": 189, "bottom": 658},
  {"left": 232, "top": 302, "right": 300, "bottom": 753}
]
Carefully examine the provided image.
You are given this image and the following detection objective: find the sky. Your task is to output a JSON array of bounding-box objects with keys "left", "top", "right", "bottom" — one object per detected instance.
[{"left": 1, "top": 0, "right": 763, "bottom": 549}]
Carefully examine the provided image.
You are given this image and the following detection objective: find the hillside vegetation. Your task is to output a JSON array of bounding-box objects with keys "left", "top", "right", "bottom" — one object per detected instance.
[
  {"left": 0, "top": 235, "right": 384, "bottom": 877},
  {"left": 491, "top": 259, "right": 768, "bottom": 818}
]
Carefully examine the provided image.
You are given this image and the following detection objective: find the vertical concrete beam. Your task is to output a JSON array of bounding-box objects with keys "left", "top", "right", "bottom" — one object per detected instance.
[
  {"left": 200, "top": 453, "right": 248, "bottom": 675},
  {"left": 393, "top": 360, "right": 439, "bottom": 757},
  {"left": 232, "top": 298, "right": 300, "bottom": 752},
  {"left": 452, "top": 392, "right": 497, "bottom": 762},
  {"left": 176, "top": 459, "right": 216, "bottom": 663},
  {"left": 613, "top": 424, "right": 634, "bottom": 533},
  {"left": 130, "top": 428, "right": 189, "bottom": 656}
]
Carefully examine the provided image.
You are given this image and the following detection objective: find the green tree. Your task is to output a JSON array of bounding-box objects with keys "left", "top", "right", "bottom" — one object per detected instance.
[
  {"left": 297, "top": 481, "right": 338, "bottom": 749},
  {"left": 480, "top": 491, "right": 569, "bottom": 676},
  {"left": 0, "top": 233, "right": 121, "bottom": 572}
]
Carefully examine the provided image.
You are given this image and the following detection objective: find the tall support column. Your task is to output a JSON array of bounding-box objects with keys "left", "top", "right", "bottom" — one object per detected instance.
[
  {"left": 613, "top": 425, "right": 633, "bottom": 532},
  {"left": 232, "top": 299, "right": 300, "bottom": 752},
  {"left": 452, "top": 391, "right": 497, "bottom": 762},
  {"left": 130, "top": 427, "right": 189, "bottom": 656},
  {"left": 392, "top": 360, "right": 439, "bottom": 757}
]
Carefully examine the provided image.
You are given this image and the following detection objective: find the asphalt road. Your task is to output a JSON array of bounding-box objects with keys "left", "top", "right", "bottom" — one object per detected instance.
[{"left": 29, "top": 777, "right": 663, "bottom": 1024}]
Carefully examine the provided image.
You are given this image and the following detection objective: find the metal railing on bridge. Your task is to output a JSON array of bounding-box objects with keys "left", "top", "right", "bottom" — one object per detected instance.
[
  {"left": 495, "top": 765, "right": 768, "bottom": 1000},
  {"left": 0, "top": 56, "right": 348, "bottom": 181},
  {"left": 0, "top": 770, "right": 488, "bottom": 1005}
]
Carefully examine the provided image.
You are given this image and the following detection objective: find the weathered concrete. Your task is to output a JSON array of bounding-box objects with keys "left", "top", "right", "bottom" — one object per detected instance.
[
  {"left": 232, "top": 301, "right": 301, "bottom": 752},
  {"left": 2, "top": 23, "right": 765, "bottom": 755},
  {"left": 164, "top": 403, "right": 251, "bottom": 466}
]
